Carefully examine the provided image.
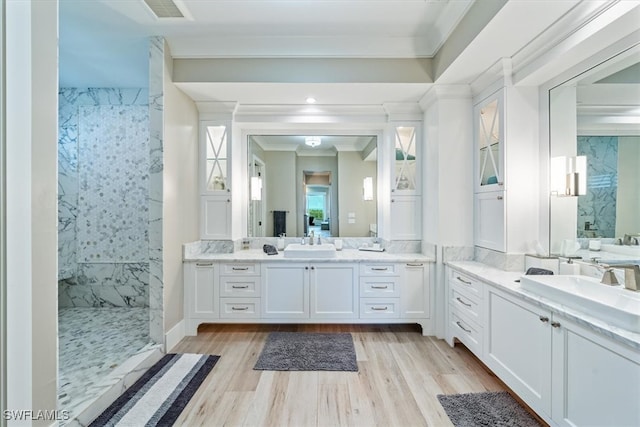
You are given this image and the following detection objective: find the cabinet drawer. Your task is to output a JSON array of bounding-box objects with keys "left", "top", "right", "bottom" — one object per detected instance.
[
  {"left": 450, "top": 311, "right": 482, "bottom": 356},
  {"left": 220, "top": 298, "right": 261, "bottom": 318},
  {"left": 359, "top": 277, "right": 400, "bottom": 297},
  {"left": 449, "top": 270, "right": 483, "bottom": 300},
  {"left": 450, "top": 288, "right": 482, "bottom": 323},
  {"left": 360, "top": 298, "right": 400, "bottom": 319},
  {"left": 360, "top": 263, "right": 398, "bottom": 276},
  {"left": 220, "top": 276, "right": 261, "bottom": 297},
  {"left": 221, "top": 263, "right": 259, "bottom": 275}
]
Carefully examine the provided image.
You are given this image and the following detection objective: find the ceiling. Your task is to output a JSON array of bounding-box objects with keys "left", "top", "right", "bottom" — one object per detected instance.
[
  {"left": 58, "top": 0, "right": 640, "bottom": 107},
  {"left": 59, "top": 0, "right": 473, "bottom": 90}
]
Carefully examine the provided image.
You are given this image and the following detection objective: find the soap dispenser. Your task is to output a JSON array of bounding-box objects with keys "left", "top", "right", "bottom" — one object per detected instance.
[{"left": 277, "top": 234, "right": 285, "bottom": 250}]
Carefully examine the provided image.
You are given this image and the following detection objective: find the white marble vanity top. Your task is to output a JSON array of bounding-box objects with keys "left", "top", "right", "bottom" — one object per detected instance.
[
  {"left": 448, "top": 261, "right": 640, "bottom": 351},
  {"left": 184, "top": 248, "right": 434, "bottom": 263}
]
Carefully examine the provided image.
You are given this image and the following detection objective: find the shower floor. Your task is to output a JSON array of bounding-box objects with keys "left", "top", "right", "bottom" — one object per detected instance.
[{"left": 58, "top": 307, "right": 154, "bottom": 420}]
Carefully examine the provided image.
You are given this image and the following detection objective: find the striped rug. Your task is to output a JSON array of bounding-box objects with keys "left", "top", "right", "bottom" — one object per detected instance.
[{"left": 90, "top": 353, "right": 219, "bottom": 427}]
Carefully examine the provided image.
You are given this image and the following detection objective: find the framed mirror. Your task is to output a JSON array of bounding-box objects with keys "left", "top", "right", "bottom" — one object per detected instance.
[
  {"left": 549, "top": 45, "right": 640, "bottom": 255},
  {"left": 247, "top": 134, "right": 378, "bottom": 238}
]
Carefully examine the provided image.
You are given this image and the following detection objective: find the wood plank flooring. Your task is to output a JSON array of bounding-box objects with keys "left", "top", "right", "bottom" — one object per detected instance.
[{"left": 171, "top": 324, "right": 507, "bottom": 426}]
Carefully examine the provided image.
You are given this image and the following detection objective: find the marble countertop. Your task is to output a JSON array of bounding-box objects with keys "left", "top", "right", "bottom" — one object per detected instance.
[
  {"left": 184, "top": 248, "right": 434, "bottom": 263},
  {"left": 447, "top": 261, "right": 640, "bottom": 351}
]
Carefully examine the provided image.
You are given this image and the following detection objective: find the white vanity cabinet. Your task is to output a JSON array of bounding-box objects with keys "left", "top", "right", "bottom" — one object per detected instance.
[
  {"left": 446, "top": 265, "right": 640, "bottom": 426},
  {"left": 484, "top": 287, "right": 553, "bottom": 415},
  {"left": 261, "top": 262, "right": 358, "bottom": 319},
  {"left": 184, "top": 257, "right": 432, "bottom": 335},
  {"left": 473, "top": 86, "right": 537, "bottom": 253},
  {"left": 200, "top": 121, "right": 232, "bottom": 239},
  {"left": 447, "top": 270, "right": 484, "bottom": 357},
  {"left": 219, "top": 262, "right": 261, "bottom": 319},
  {"left": 309, "top": 263, "right": 358, "bottom": 319},
  {"left": 184, "top": 261, "right": 218, "bottom": 335},
  {"left": 261, "top": 263, "right": 310, "bottom": 319},
  {"left": 400, "top": 262, "right": 429, "bottom": 318},
  {"left": 551, "top": 315, "right": 640, "bottom": 427}
]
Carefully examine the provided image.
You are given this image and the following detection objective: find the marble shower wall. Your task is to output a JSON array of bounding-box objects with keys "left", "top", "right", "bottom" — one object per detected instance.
[
  {"left": 577, "top": 136, "right": 618, "bottom": 238},
  {"left": 58, "top": 88, "right": 151, "bottom": 308}
]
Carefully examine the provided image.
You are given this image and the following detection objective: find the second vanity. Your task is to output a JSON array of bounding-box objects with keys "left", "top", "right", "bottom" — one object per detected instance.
[
  {"left": 446, "top": 261, "right": 640, "bottom": 427},
  {"left": 183, "top": 245, "right": 434, "bottom": 336}
]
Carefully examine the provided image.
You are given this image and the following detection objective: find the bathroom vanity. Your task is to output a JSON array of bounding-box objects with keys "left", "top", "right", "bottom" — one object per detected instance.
[
  {"left": 445, "top": 262, "right": 640, "bottom": 427},
  {"left": 183, "top": 247, "right": 433, "bottom": 336}
]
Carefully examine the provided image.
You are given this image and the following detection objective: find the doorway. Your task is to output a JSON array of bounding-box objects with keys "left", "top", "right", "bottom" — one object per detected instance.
[{"left": 303, "top": 171, "right": 332, "bottom": 237}]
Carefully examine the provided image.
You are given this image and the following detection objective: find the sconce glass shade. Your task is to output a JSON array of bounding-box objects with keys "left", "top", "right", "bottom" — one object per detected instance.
[
  {"left": 250, "top": 176, "right": 262, "bottom": 201},
  {"left": 550, "top": 155, "right": 587, "bottom": 196},
  {"left": 363, "top": 176, "right": 374, "bottom": 201},
  {"left": 305, "top": 136, "right": 321, "bottom": 148}
]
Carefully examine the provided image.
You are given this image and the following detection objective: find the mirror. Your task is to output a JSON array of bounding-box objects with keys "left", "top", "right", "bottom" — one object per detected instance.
[
  {"left": 248, "top": 135, "right": 377, "bottom": 238},
  {"left": 549, "top": 46, "right": 640, "bottom": 254}
]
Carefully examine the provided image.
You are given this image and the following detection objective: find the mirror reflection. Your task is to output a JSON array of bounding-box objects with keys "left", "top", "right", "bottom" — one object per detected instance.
[
  {"left": 248, "top": 135, "right": 377, "bottom": 238},
  {"left": 549, "top": 47, "right": 640, "bottom": 253}
]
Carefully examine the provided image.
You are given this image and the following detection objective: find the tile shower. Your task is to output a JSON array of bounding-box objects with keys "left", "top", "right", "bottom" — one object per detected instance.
[{"left": 57, "top": 87, "right": 156, "bottom": 417}]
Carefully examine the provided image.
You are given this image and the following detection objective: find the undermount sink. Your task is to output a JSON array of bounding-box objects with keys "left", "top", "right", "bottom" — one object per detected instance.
[
  {"left": 283, "top": 243, "right": 337, "bottom": 258},
  {"left": 519, "top": 274, "right": 640, "bottom": 333}
]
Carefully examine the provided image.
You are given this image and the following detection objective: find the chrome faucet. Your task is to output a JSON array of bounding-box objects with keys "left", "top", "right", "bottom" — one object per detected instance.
[{"left": 600, "top": 264, "right": 640, "bottom": 291}]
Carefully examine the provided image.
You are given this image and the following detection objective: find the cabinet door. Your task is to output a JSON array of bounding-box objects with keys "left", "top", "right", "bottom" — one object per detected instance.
[
  {"left": 400, "top": 263, "right": 429, "bottom": 318},
  {"left": 201, "top": 122, "right": 231, "bottom": 194},
  {"left": 201, "top": 195, "right": 231, "bottom": 239},
  {"left": 474, "top": 191, "right": 505, "bottom": 251},
  {"left": 261, "top": 263, "right": 309, "bottom": 318},
  {"left": 551, "top": 316, "right": 640, "bottom": 427},
  {"left": 391, "top": 123, "right": 420, "bottom": 195},
  {"left": 474, "top": 91, "right": 504, "bottom": 193},
  {"left": 186, "top": 262, "right": 218, "bottom": 319},
  {"left": 390, "top": 195, "right": 421, "bottom": 240},
  {"left": 485, "top": 289, "right": 552, "bottom": 416},
  {"left": 309, "top": 264, "right": 357, "bottom": 319}
]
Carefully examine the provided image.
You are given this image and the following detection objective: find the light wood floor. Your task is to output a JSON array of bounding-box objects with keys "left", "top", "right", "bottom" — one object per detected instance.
[{"left": 171, "top": 324, "right": 509, "bottom": 427}]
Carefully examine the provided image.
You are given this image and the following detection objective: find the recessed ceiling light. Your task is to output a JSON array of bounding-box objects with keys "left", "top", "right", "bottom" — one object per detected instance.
[
  {"left": 305, "top": 136, "right": 321, "bottom": 148},
  {"left": 306, "top": 97, "right": 317, "bottom": 104}
]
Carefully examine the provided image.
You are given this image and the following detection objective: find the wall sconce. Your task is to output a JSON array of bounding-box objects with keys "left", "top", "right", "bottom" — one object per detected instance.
[
  {"left": 250, "top": 176, "right": 262, "bottom": 201},
  {"left": 550, "top": 155, "right": 587, "bottom": 196},
  {"left": 363, "top": 176, "right": 374, "bottom": 201}
]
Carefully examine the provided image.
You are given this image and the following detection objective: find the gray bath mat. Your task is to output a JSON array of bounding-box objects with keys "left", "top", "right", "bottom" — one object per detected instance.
[
  {"left": 254, "top": 332, "right": 358, "bottom": 371},
  {"left": 437, "top": 391, "right": 542, "bottom": 427}
]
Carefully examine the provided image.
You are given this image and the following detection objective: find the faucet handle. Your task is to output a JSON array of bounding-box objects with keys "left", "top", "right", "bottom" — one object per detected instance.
[{"left": 601, "top": 268, "right": 619, "bottom": 286}]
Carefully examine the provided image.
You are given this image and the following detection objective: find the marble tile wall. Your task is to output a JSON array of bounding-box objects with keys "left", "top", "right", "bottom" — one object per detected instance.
[
  {"left": 474, "top": 246, "right": 524, "bottom": 272},
  {"left": 58, "top": 88, "right": 151, "bottom": 308},
  {"left": 442, "top": 246, "right": 475, "bottom": 263},
  {"left": 148, "top": 36, "right": 165, "bottom": 344},
  {"left": 577, "top": 136, "right": 618, "bottom": 238}
]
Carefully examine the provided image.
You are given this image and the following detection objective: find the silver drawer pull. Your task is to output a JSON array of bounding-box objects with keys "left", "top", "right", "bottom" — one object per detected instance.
[
  {"left": 196, "top": 262, "right": 213, "bottom": 267},
  {"left": 371, "top": 267, "right": 389, "bottom": 271},
  {"left": 371, "top": 285, "right": 388, "bottom": 289},
  {"left": 371, "top": 306, "right": 388, "bottom": 311},
  {"left": 407, "top": 263, "right": 423, "bottom": 267},
  {"left": 456, "top": 297, "right": 472, "bottom": 307},
  {"left": 456, "top": 276, "right": 472, "bottom": 285},
  {"left": 539, "top": 316, "right": 549, "bottom": 323},
  {"left": 232, "top": 267, "right": 249, "bottom": 271},
  {"left": 231, "top": 306, "right": 249, "bottom": 311},
  {"left": 456, "top": 321, "right": 471, "bottom": 333},
  {"left": 551, "top": 321, "right": 561, "bottom": 328},
  {"left": 232, "top": 285, "right": 249, "bottom": 289}
]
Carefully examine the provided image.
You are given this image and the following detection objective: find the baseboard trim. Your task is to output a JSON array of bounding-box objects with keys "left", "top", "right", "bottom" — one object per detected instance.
[{"left": 165, "top": 319, "right": 185, "bottom": 353}]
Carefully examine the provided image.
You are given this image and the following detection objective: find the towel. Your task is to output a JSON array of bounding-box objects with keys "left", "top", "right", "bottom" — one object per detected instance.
[{"left": 273, "top": 211, "right": 286, "bottom": 237}]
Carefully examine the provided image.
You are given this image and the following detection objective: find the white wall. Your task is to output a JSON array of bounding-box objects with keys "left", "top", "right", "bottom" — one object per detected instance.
[
  {"left": 264, "top": 151, "right": 297, "bottom": 237},
  {"left": 6, "top": 0, "right": 59, "bottom": 422},
  {"left": 549, "top": 85, "right": 578, "bottom": 254},
  {"left": 338, "top": 152, "right": 376, "bottom": 237},
  {"left": 162, "top": 41, "right": 199, "bottom": 336},
  {"left": 616, "top": 136, "right": 640, "bottom": 236}
]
